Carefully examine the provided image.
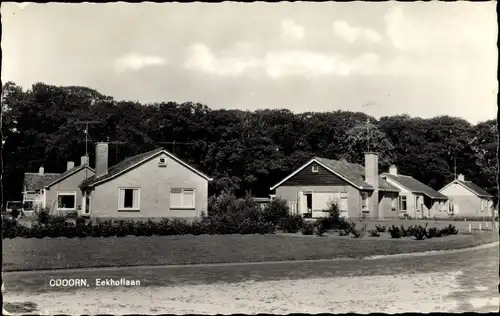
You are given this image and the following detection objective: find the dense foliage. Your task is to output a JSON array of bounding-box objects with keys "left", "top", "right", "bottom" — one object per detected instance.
[{"left": 1, "top": 82, "right": 497, "bottom": 206}]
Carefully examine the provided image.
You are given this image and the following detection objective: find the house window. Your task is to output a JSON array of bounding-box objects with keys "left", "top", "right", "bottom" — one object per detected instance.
[
  {"left": 399, "top": 196, "right": 407, "bottom": 211},
  {"left": 340, "top": 193, "right": 348, "bottom": 211},
  {"left": 118, "top": 188, "right": 140, "bottom": 210},
  {"left": 391, "top": 198, "right": 397, "bottom": 211},
  {"left": 481, "top": 200, "right": 487, "bottom": 212},
  {"left": 170, "top": 189, "right": 195, "bottom": 209},
  {"left": 57, "top": 192, "right": 76, "bottom": 210},
  {"left": 312, "top": 165, "right": 319, "bottom": 173},
  {"left": 361, "top": 192, "right": 368, "bottom": 209}
]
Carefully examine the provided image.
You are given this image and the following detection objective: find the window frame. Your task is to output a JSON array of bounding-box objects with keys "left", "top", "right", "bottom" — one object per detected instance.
[
  {"left": 117, "top": 188, "right": 141, "bottom": 212},
  {"left": 170, "top": 188, "right": 196, "bottom": 210},
  {"left": 57, "top": 191, "right": 77, "bottom": 211},
  {"left": 311, "top": 165, "right": 319, "bottom": 173},
  {"left": 399, "top": 196, "right": 407, "bottom": 211}
]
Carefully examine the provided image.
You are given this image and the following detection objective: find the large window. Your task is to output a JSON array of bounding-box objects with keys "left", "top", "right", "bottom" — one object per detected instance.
[
  {"left": 118, "top": 188, "right": 140, "bottom": 210},
  {"left": 399, "top": 196, "right": 407, "bottom": 211},
  {"left": 170, "top": 189, "right": 195, "bottom": 209},
  {"left": 57, "top": 192, "right": 76, "bottom": 210}
]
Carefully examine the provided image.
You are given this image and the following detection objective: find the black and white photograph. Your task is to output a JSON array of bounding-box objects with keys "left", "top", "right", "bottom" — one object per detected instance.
[{"left": 1, "top": 1, "right": 498, "bottom": 314}]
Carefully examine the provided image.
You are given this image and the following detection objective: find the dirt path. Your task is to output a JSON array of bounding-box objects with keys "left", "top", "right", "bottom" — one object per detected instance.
[{"left": 4, "top": 244, "right": 498, "bottom": 314}]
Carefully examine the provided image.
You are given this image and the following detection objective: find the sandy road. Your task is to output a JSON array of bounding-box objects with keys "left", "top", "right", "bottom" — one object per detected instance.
[{"left": 3, "top": 244, "right": 499, "bottom": 314}]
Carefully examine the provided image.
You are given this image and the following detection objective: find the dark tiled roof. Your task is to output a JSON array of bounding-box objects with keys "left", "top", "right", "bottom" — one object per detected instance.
[
  {"left": 24, "top": 165, "right": 95, "bottom": 191},
  {"left": 46, "top": 165, "right": 94, "bottom": 188},
  {"left": 457, "top": 180, "right": 493, "bottom": 198},
  {"left": 23, "top": 173, "right": 61, "bottom": 191},
  {"left": 80, "top": 147, "right": 212, "bottom": 188},
  {"left": 382, "top": 173, "right": 448, "bottom": 200},
  {"left": 314, "top": 157, "right": 400, "bottom": 192}
]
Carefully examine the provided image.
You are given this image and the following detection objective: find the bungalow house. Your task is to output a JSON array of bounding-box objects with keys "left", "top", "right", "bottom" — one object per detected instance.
[
  {"left": 79, "top": 143, "right": 213, "bottom": 219},
  {"left": 22, "top": 156, "right": 95, "bottom": 215},
  {"left": 438, "top": 174, "right": 494, "bottom": 218},
  {"left": 381, "top": 165, "right": 448, "bottom": 219},
  {"left": 270, "top": 153, "right": 401, "bottom": 219}
]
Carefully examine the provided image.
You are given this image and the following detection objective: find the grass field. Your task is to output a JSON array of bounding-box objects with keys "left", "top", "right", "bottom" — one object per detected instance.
[{"left": 2, "top": 233, "right": 497, "bottom": 272}]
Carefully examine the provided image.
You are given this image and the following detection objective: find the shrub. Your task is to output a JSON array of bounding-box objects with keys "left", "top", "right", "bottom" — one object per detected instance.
[
  {"left": 344, "top": 221, "right": 361, "bottom": 238},
  {"left": 36, "top": 209, "right": 51, "bottom": 226},
  {"left": 11, "top": 208, "right": 21, "bottom": 219},
  {"left": 375, "top": 225, "right": 386, "bottom": 232},
  {"left": 278, "top": 215, "right": 303, "bottom": 233},
  {"left": 427, "top": 227, "right": 442, "bottom": 238},
  {"left": 338, "top": 229, "right": 349, "bottom": 236},
  {"left": 315, "top": 221, "right": 327, "bottom": 237},
  {"left": 301, "top": 221, "right": 315, "bottom": 235},
  {"left": 441, "top": 224, "right": 458, "bottom": 235},
  {"left": 368, "top": 229, "right": 380, "bottom": 237},
  {"left": 388, "top": 225, "right": 401, "bottom": 238},
  {"left": 413, "top": 225, "right": 428, "bottom": 240},
  {"left": 261, "top": 198, "right": 289, "bottom": 225}
]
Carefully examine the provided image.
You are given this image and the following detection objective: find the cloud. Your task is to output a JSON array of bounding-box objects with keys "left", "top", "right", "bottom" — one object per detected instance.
[
  {"left": 281, "top": 19, "right": 305, "bottom": 40},
  {"left": 333, "top": 20, "right": 382, "bottom": 43},
  {"left": 185, "top": 43, "right": 261, "bottom": 77},
  {"left": 384, "top": 4, "right": 497, "bottom": 54},
  {"left": 113, "top": 53, "right": 167, "bottom": 73},
  {"left": 184, "top": 42, "right": 390, "bottom": 79}
]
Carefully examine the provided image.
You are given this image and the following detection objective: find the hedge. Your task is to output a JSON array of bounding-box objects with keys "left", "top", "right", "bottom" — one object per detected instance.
[{"left": 2, "top": 216, "right": 277, "bottom": 239}]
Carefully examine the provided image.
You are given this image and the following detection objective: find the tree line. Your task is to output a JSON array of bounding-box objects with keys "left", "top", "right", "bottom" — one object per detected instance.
[{"left": 1, "top": 82, "right": 497, "bottom": 205}]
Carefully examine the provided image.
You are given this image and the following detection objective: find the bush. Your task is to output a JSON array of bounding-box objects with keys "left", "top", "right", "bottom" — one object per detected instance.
[
  {"left": 375, "top": 225, "right": 386, "bottom": 232},
  {"left": 441, "top": 224, "right": 458, "bottom": 235},
  {"left": 413, "top": 225, "right": 428, "bottom": 240},
  {"left": 338, "top": 229, "right": 349, "bottom": 236},
  {"left": 315, "top": 221, "right": 327, "bottom": 237},
  {"left": 261, "top": 198, "right": 289, "bottom": 225},
  {"left": 11, "top": 208, "right": 21, "bottom": 219},
  {"left": 368, "top": 229, "right": 380, "bottom": 237},
  {"left": 427, "top": 227, "right": 442, "bottom": 238},
  {"left": 388, "top": 225, "right": 401, "bottom": 238},
  {"left": 278, "top": 215, "right": 304, "bottom": 233},
  {"left": 301, "top": 221, "right": 315, "bottom": 235},
  {"left": 344, "top": 221, "right": 361, "bottom": 238},
  {"left": 36, "top": 209, "right": 51, "bottom": 226}
]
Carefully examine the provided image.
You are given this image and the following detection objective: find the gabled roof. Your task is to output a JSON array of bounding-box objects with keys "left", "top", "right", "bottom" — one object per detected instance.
[
  {"left": 270, "top": 157, "right": 400, "bottom": 193},
  {"left": 46, "top": 165, "right": 95, "bottom": 188},
  {"left": 440, "top": 179, "right": 493, "bottom": 198},
  {"left": 382, "top": 173, "right": 448, "bottom": 200},
  {"left": 80, "top": 147, "right": 213, "bottom": 189},
  {"left": 23, "top": 173, "right": 61, "bottom": 192},
  {"left": 23, "top": 165, "right": 95, "bottom": 191}
]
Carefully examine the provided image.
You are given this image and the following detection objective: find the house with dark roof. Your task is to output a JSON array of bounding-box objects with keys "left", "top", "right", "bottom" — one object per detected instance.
[
  {"left": 79, "top": 143, "right": 213, "bottom": 219},
  {"left": 438, "top": 174, "right": 494, "bottom": 218},
  {"left": 381, "top": 165, "right": 448, "bottom": 219},
  {"left": 270, "top": 153, "right": 401, "bottom": 219},
  {"left": 22, "top": 156, "right": 95, "bottom": 214}
]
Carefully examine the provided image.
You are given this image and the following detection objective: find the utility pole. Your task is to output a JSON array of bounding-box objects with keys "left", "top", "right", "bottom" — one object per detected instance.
[{"left": 156, "top": 141, "right": 192, "bottom": 155}]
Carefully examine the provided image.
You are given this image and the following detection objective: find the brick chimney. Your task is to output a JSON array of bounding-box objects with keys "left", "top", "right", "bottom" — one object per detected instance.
[
  {"left": 67, "top": 161, "right": 75, "bottom": 171},
  {"left": 365, "top": 152, "right": 379, "bottom": 219},
  {"left": 95, "top": 142, "right": 109, "bottom": 178},
  {"left": 80, "top": 155, "right": 89, "bottom": 166},
  {"left": 389, "top": 164, "right": 398, "bottom": 175},
  {"left": 457, "top": 174, "right": 465, "bottom": 181},
  {"left": 39, "top": 165, "right": 44, "bottom": 175}
]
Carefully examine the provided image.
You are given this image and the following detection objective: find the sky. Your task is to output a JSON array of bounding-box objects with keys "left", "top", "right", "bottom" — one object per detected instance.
[{"left": 2, "top": 2, "right": 498, "bottom": 124}]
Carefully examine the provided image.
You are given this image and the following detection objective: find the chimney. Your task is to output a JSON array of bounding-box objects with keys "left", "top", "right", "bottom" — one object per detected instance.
[
  {"left": 95, "top": 142, "right": 109, "bottom": 177},
  {"left": 67, "top": 161, "right": 75, "bottom": 171},
  {"left": 80, "top": 155, "right": 89, "bottom": 166},
  {"left": 364, "top": 152, "right": 379, "bottom": 219},
  {"left": 457, "top": 174, "right": 465, "bottom": 181},
  {"left": 389, "top": 164, "right": 398, "bottom": 175},
  {"left": 39, "top": 166, "right": 44, "bottom": 175}
]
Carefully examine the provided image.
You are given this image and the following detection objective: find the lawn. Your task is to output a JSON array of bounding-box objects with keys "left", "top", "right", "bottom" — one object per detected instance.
[{"left": 2, "top": 233, "right": 497, "bottom": 272}]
